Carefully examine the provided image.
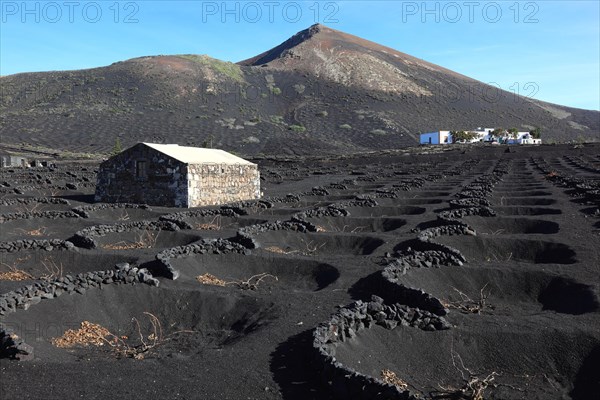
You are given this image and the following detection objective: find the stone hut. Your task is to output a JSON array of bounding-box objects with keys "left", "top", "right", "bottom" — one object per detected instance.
[
  {"left": 0, "top": 153, "right": 28, "bottom": 168},
  {"left": 94, "top": 143, "right": 260, "bottom": 207}
]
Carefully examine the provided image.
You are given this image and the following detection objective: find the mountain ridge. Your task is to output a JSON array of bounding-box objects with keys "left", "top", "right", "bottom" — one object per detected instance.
[{"left": 239, "top": 23, "right": 470, "bottom": 79}]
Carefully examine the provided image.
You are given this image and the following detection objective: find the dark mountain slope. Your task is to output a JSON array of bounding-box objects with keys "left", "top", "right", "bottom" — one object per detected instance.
[{"left": 0, "top": 24, "right": 597, "bottom": 156}]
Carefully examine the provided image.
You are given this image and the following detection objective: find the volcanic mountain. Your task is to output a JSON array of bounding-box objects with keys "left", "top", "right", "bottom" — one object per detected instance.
[
  {"left": 1, "top": 24, "right": 598, "bottom": 156},
  {"left": 239, "top": 23, "right": 463, "bottom": 96}
]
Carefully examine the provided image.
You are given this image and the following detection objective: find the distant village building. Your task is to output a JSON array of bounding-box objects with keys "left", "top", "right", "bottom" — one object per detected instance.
[
  {"left": 95, "top": 143, "right": 261, "bottom": 207},
  {"left": 474, "top": 128, "right": 494, "bottom": 142},
  {"left": 0, "top": 153, "right": 52, "bottom": 168},
  {"left": 0, "top": 154, "right": 28, "bottom": 168},
  {"left": 28, "top": 159, "right": 51, "bottom": 168},
  {"left": 420, "top": 127, "right": 541, "bottom": 145},
  {"left": 507, "top": 132, "right": 542, "bottom": 145},
  {"left": 419, "top": 131, "right": 451, "bottom": 145}
]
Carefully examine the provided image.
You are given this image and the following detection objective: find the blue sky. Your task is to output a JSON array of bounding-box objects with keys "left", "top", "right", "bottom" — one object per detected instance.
[{"left": 1, "top": 0, "right": 599, "bottom": 110}]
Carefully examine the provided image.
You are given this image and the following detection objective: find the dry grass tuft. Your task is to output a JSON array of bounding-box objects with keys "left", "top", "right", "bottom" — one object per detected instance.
[
  {"left": 40, "top": 257, "right": 63, "bottom": 280},
  {"left": 195, "top": 215, "right": 224, "bottom": 231},
  {"left": 444, "top": 284, "right": 493, "bottom": 314},
  {"left": 196, "top": 273, "right": 227, "bottom": 286},
  {"left": 52, "top": 321, "right": 111, "bottom": 348},
  {"left": 434, "top": 372, "right": 498, "bottom": 400},
  {"left": 15, "top": 202, "right": 43, "bottom": 214},
  {"left": 195, "top": 223, "right": 221, "bottom": 230},
  {"left": 432, "top": 347, "right": 499, "bottom": 399},
  {"left": 264, "top": 240, "right": 325, "bottom": 256},
  {"left": 15, "top": 226, "right": 49, "bottom": 237},
  {"left": 103, "top": 242, "right": 138, "bottom": 250},
  {"left": 0, "top": 256, "right": 62, "bottom": 281},
  {"left": 349, "top": 226, "right": 367, "bottom": 233},
  {"left": 264, "top": 246, "right": 295, "bottom": 254},
  {"left": 0, "top": 256, "right": 34, "bottom": 281},
  {"left": 323, "top": 222, "right": 367, "bottom": 233},
  {"left": 485, "top": 251, "right": 512, "bottom": 262},
  {"left": 233, "top": 273, "right": 278, "bottom": 290},
  {"left": 51, "top": 313, "right": 182, "bottom": 360},
  {"left": 300, "top": 239, "right": 326, "bottom": 255},
  {"left": 381, "top": 369, "right": 409, "bottom": 390},
  {"left": 119, "top": 312, "right": 163, "bottom": 360},
  {"left": 196, "top": 272, "right": 278, "bottom": 290},
  {"left": 0, "top": 268, "right": 35, "bottom": 281},
  {"left": 482, "top": 229, "right": 505, "bottom": 235},
  {"left": 103, "top": 230, "right": 159, "bottom": 250}
]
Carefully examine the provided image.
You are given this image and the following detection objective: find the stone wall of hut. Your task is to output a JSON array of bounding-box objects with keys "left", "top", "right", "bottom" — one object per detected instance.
[
  {"left": 94, "top": 145, "right": 188, "bottom": 207},
  {"left": 187, "top": 163, "right": 260, "bottom": 207}
]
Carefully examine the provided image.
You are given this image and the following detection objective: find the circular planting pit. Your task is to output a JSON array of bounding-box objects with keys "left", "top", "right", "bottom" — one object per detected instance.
[
  {"left": 375, "top": 198, "right": 444, "bottom": 206},
  {"left": 501, "top": 180, "right": 538, "bottom": 185},
  {"left": 494, "top": 186, "right": 548, "bottom": 192},
  {"left": 184, "top": 216, "right": 267, "bottom": 232},
  {"left": 279, "top": 200, "right": 333, "bottom": 208},
  {"left": 0, "top": 203, "right": 74, "bottom": 214},
  {"left": 252, "top": 208, "right": 307, "bottom": 217},
  {"left": 95, "top": 230, "right": 202, "bottom": 250},
  {"left": 408, "top": 191, "right": 451, "bottom": 197},
  {"left": 424, "top": 185, "right": 459, "bottom": 190},
  {"left": 400, "top": 198, "right": 445, "bottom": 205},
  {"left": 331, "top": 320, "right": 594, "bottom": 399},
  {"left": 0, "top": 218, "right": 96, "bottom": 242},
  {"left": 397, "top": 265, "right": 598, "bottom": 314},
  {"left": 434, "top": 236, "right": 577, "bottom": 264},
  {"left": 0, "top": 251, "right": 139, "bottom": 292},
  {"left": 85, "top": 207, "right": 165, "bottom": 222},
  {"left": 392, "top": 238, "right": 458, "bottom": 254},
  {"left": 493, "top": 190, "right": 552, "bottom": 197},
  {"left": 495, "top": 206, "right": 562, "bottom": 216},
  {"left": 254, "top": 231, "right": 384, "bottom": 256},
  {"left": 344, "top": 206, "right": 426, "bottom": 217},
  {"left": 354, "top": 183, "right": 386, "bottom": 190},
  {"left": 495, "top": 198, "right": 557, "bottom": 206},
  {"left": 461, "top": 216, "right": 560, "bottom": 234},
  {"left": 169, "top": 253, "right": 339, "bottom": 292},
  {"left": 2, "top": 284, "right": 278, "bottom": 360},
  {"left": 307, "top": 216, "right": 407, "bottom": 233},
  {"left": 304, "top": 195, "right": 359, "bottom": 203}
]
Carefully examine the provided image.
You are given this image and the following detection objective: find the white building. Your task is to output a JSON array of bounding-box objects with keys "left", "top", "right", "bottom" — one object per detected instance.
[
  {"left": 473, "top": 127, "right": 495, "bottom": 142},
  {"left": 420, "top": 131, "right": 451, "bottom": 145},
  {"left": 464, "top": 129, "right": 489, "bottom": 143},
  {"left": 420, "top": 127, "right": 540, "bottom": 145},
  {"left": 508, "top": 132, "right": 542, "bottom": 145}
]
